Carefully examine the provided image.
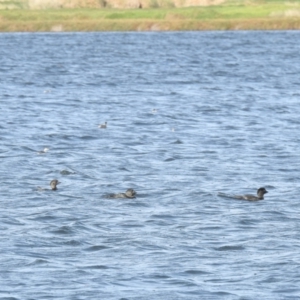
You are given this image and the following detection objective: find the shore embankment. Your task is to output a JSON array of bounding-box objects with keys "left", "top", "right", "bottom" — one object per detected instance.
[{"left": 1, "top": 0, "right": 300, "bottom": 31}]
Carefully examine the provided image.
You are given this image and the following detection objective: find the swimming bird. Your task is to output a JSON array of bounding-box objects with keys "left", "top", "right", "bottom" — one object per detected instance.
[
  {"left": 50, "top": 179, "right": 60, "bottom": 190},
  {"left": 37, "top": 147, "right": 49, "bottom": 154},
  {"left": 108, "top": 188, "right": 136, "bottom": 199},
  {"left": 218, "top": 187, "right": 268, "bottom": 201},
  {"left": 37, "top": 179, "right": 61, "bottom": 191},
  {"left": 98, "top": 122, "right": 107, "bottom": 129}
]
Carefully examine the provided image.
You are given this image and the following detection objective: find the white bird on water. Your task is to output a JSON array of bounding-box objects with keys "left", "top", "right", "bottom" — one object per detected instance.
[
  {"left": 37, "top": 147, "right": 49, "bottom": 154},
  {"left": 98, "top": 122, "right": 107, "bottom": 129}
]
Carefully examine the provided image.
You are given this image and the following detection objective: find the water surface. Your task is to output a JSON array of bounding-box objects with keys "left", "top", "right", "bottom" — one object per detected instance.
[{"left": 1, "top": 31, "right": 300, "bottom": 299}]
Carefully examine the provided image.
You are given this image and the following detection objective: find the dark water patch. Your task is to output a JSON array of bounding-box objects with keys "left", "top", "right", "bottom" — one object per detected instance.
[
  {"left": 273, "top": 288, "right": 300, "bottom": 295},
  {"left": 62, "top": 239, "right": 82, "bottom": 246},
  {"left": 50, "top": 226, "right": 75, "bottom": 235},
  {"left": 60, "top": 169, "right": 76, "bottom": 175},
  {"left": 171, "top": 139, "right": 183, "bottom": 144},
  {"left": 214, "top": 245, "right": 246, "bottom": 251},
  {"left": 150, "top": 214, "right": 176, "bottom": 220},
  {"left": 118, "top": 167, "right": 130, "bottom": 171},
  {"left": 84, "top": 245, "right": 112, "bottom": 252},
  {"left": 164, "top": 157, "right": 176, "bottom": 162},
  {"left": 28, "top": 215, "right": 57, "bottom": 222},
  {"left": 80, "top": 135, "right": 98, "bottom": 140},
  {"left": 184, "top": 269, "right": 211, "bottom": 275},
  {"left": 150, "top": 274, "right": 171, "bottom": 279},
  {"left": 26, "top": 259, "right": 49, "bottom": 266},
  {"left": 238, "top": 219, "right": 258, "bottom": 225},
  {"left": 82, "top": 265, "right": 110, "bottom": 270}
]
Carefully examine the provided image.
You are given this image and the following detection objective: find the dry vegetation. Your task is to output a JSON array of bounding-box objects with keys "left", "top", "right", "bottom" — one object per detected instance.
[{"left": 0, "top": 0, "right": 225, "bottom": 9}]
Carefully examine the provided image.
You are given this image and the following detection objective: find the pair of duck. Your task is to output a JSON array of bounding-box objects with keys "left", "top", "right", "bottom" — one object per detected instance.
[
  {"left": 49, "top": 180, "right": 136, "bottom": 198},
  {"left": 49, "top": 180, "right": 268, "bottom": 201}
]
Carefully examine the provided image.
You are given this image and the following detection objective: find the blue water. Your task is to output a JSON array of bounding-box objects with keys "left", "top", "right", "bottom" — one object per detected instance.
[{"left": 1, "top": 31, "right": 300, "bottom": 299}]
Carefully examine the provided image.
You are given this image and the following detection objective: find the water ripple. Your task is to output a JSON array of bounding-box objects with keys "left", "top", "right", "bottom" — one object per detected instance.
[{"left": 0, "top": 31, "right": 300, "bottom": 299}]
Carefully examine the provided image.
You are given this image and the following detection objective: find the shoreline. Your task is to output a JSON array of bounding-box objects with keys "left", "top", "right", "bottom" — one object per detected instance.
[
  {"left": 1, "top": 6, "right": 300, "bottom": 32},
  {"left": 1, "top": 20, "right": 300, "bottom": 32}
]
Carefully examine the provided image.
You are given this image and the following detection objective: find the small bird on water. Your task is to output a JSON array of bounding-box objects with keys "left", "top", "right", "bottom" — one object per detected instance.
[
  {"left": 37, "top": 147, "right": 49, "bottom": 154},
  {"left": 218, "top": 187, "right": 268, "bottom": 201},
  {"left": 98, "top": 122, "right": 107, "bottom": 129},
  {"left": 107, "top": 188, "right": 137, "bottom": 199},
  {"left": 50, "top": 179, "right": 61, "bottom": 190},
  {"left": 37, "top": 179, "right": 61, "bottom": 191}
]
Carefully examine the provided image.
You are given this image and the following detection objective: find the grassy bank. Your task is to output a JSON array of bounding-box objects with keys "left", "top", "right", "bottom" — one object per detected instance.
[{"left": 1, "top": 1, "right": 300, "bottom": 31}]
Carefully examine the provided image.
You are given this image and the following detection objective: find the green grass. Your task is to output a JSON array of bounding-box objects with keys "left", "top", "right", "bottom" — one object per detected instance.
[
  {"left": 0, "top": 2, "right": 299, "bottom": 20},
  {"left": 105, "top": 10, "right": 167, "bottom": 19},
  {"left": 1, "top": 1, "right": 300, "bottom": 31}
]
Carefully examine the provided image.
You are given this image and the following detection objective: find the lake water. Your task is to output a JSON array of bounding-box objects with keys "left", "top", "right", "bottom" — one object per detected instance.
[{"left": 1, "top": 31, "right": 300, "bottom": 299}]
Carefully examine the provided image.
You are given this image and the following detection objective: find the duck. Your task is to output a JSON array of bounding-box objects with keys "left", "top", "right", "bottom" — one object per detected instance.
[
  {"left": 108, "top": 188, "right": 136, "bottom": 199},
  {"left": 98, "top": 122, "right": 107, "bottom": 129},
  {"left": 37, "top": 179, "right": 61, "bottom": 191},
  {"left": 218, "top": 187, "right": 268, "bottom": 201},
  {"left": 50, "top": 179, "right": 60, "bottom": 190}
]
